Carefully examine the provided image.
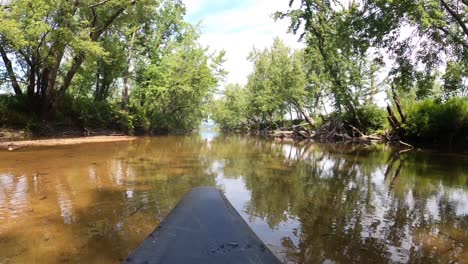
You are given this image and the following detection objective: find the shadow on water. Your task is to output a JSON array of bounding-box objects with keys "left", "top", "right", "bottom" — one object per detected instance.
[
  {"left": 0, "top": 137, "right": 217, "bottom": 263},
  {"left": 0, "top": 133, "right": 467, "bottom": 263}
]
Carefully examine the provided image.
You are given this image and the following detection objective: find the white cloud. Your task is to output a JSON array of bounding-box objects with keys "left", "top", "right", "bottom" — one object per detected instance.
[
  {"left": 183, "top": 0, "right": 208, "bottom": 15},
  {"left": 185, "top": 0, "right": 305, "bottom": 86}
]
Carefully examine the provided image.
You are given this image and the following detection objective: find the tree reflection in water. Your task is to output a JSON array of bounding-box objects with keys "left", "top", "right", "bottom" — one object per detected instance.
[
  {"left": 0, "top": 134, "right": 466, "bottom": 263},
  {"left": 206, "top": 135, "right": 468, "bottom": 263}
]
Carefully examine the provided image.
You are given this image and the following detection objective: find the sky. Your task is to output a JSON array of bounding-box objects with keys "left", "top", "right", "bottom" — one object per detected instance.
[{"left": 184, "top": 0, "right": 305, "bottom": 86}]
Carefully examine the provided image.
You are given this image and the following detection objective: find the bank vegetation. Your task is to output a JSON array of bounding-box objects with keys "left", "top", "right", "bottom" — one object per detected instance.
[
  {"left": 0, "top": 0, "right": 466, "bottom": 149},
  {"left": 211, "top": 0, "right": 467, "bottom": 149},
  {"left": 0, "top": 0, "right": 225, "bottom": 137}
]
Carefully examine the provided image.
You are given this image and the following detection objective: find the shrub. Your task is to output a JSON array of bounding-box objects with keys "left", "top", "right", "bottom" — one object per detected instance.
[
  {"left": 341, "top": 104, "right": 387, "bottom": 134},
  {"left": 0, "top": 95, "right": 40, "bottom": 130},
  {"left": 402, "top": 97, "right": 468, "bottom": 145},
  {"left": 59, "top": 95, "right": 135, "bottom": 133},
  {"left": 128, "top": 105, "right": 150, "bottom": 134}
]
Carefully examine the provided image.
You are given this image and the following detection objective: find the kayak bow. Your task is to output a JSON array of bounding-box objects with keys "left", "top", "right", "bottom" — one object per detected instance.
[{"left": 124, "top": 186, "right": 280, "bottom": 264}]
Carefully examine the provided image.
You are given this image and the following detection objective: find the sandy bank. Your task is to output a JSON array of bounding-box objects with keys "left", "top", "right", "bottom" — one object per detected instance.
[{"left": 0, "top": 136, "right": 138, "bottom": 150}]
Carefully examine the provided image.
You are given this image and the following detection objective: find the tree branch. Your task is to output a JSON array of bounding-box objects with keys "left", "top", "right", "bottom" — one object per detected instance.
[
  {"left": 435, "top": 26, "right": 468, "bottom": 48},
  {"left": 90, "top": 0, "right": 113, "bottom": 9},
  {"left": 91, "top": 0, "right": 137, "bottom": 40},
  {"left": 440, "top": 0, "right": 468, "bottom": 37},
  {"left": 55, "top": 0, "right": 137, "bottom": 105}
]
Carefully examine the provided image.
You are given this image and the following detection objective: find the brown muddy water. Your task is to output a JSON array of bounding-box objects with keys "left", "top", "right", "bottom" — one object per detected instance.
[{"left": 0, "top": 132, "right": 467, "bottom": 263}]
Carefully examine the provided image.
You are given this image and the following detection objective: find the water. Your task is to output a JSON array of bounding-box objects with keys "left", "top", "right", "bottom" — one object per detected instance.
[{"left": 0, "top": 133, "right": 467, "bottom": 263}]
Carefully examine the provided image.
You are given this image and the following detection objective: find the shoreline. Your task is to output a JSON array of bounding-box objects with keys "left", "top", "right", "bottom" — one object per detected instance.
[{"left": 0, "top": 135, "right": 138, "bottom": 151}]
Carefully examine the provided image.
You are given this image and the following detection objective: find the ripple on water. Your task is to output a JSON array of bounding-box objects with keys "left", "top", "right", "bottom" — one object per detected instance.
[{"left": 0, "top": 174, "right": 30, "bottom": 219}]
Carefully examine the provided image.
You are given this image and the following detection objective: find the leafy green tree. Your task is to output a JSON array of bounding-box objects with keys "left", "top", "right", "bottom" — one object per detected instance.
[
  {"left": 246, "top": 38, "right": 309, "bottom": 123},
  {"left": 362, "top": 0, "right": 467, "bottom": 97},
  {"left": 279, "top": 0, "right": 467, "bottom": 101},
  {"left": 211, "top": 84, "right": 249, "bottom": 130},
  {"left": 132, "top": 25, "right": 226, "bottom": 131},
  {"left": 0, "top": 0, "right": 159, "bottom": 117},
  {"left": 276, "top": 1, "right": 369, "bottom": 118}
]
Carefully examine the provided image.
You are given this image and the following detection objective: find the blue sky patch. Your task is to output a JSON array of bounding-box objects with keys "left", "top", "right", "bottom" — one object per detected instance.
[{"left": 186, "top": 0, "right": 251, "bottom": 23}]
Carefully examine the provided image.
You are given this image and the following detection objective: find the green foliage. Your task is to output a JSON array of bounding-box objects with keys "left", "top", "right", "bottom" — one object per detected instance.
[
  {"left": 276, "top": 1, "right": 384, "bottom": 114},
  {"left": 0, "top": 95, "right": 39, "bottom": 130},
  {"left": 1, "top": 0, "right": 222, "bottom": 134},
  {"left": 278, "top": 0, "right": 467, "bottom": 107},
  {"left": 342, "top": 104, "right": 388, "bottom": 134},
  {"left": 60, "top": 96, "right": 134, "bottom": 133},
  {"left": 402, "top": 97, "right": 468, "bottom": 144},
  {"left": 212, "top": 39, "right": 311, "bottom": 130},
  {"left": 0, "top": 0, "right": 187, "bottom": 117},
  {"left": 127, "top": 105, "right": 150, "bottom": 134},
  {"left": 211, "top": 84, "right": 249, "bottom": 130},
  {"left": 246, "top": 38, "right": 307, "bottom": 120},
  {"left": 132, "top": 25, "right": 225, "bottom": 131},
  {"left": 1, "top": 0, "right": 465, "bottom": 145},
  {"left": 443, "top": 61, "right": 467, "bottom": 98}
]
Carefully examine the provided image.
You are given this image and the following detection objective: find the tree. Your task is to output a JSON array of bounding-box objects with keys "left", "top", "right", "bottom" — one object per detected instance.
[
  {"left": 212, "top": 39, "right": 322, "bottom": 129},
  {"left": 246, "top": 38, "right": 310, "bottom": 123},
  {"left": 278, "top": 0, "right": 467, "bottom": 102},
  {"left": 276, "top": 1, "right": 388, "bottom": 125},
  {"left": 211, "top": 84, "right": 249, "bottom": 130},
  {"left": 132, "top": 25, "right": 226, "bottom": 131},
  {"left": 0, "top": 0, "right": 155, "bottom": 117}
]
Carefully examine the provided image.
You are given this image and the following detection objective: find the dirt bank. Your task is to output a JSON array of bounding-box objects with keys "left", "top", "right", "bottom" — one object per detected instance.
[{"left": 0, "top": 136, "right": 138, "bottom": 151}]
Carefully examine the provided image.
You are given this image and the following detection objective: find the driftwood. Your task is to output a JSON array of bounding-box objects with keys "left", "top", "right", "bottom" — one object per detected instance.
[
  {"left": 349, "top": 125, "right": 383, "bottom": 141},
  {"left": 386, "top": 104, "right": 401, "bottom": 131},
  {"left": 271, "top": 131, "right": 294, "bottom": 138},
  {"left": 386, "top": 87, "right": 412, "bottom": 148},
  {"left": 392, "top": 85, "right": 407, "bottom": 124},
  {"left": 398, "top": 140, "right": 414, "bottom": 149},
  {"left": 269, "top": 123, "right": 387, "bottom": 144},
  {"left": 263, "top": 100, "right": 414, "bottom": 149}
]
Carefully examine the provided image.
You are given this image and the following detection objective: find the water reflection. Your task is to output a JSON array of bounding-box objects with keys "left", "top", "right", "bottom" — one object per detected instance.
[
  {"left": 206, "top": 136, "right": 468, "bottom": 263},
  {"left": 0, "top": 135, "right": 466, "bottom": 263}
]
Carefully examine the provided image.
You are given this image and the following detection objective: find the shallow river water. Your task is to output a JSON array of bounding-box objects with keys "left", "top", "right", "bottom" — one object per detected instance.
[{"left": 0, "top": 133, "right": 467, "bottom": 263}]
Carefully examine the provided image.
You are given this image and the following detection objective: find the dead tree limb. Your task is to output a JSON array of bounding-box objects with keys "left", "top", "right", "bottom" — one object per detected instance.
[{"left": 391, "top": 86, "right": 406, "bottom": 124}]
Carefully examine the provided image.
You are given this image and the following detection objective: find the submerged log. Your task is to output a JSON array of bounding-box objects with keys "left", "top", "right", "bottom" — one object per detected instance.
[
  {"left": 297, "top": 130, "right": 312, "bottom": 139},
  {"left": 271, "top": 131, "right": 294, "bottom": 138}
]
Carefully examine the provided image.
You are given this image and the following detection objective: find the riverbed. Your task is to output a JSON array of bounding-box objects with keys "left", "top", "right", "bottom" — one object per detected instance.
[{"left": 0, "top": 133, "right": 467, "bottom": 263}]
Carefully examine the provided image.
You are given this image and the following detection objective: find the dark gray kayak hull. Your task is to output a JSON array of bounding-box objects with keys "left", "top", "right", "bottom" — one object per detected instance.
[{"left": 124, "top": 186, "right": 280, "bottom": 264}]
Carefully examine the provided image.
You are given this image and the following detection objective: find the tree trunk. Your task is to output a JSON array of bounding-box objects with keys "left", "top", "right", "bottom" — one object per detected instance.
[
  {"left": 52, "top": 53, "right": 85, "bottom": 113},
  {"left": 440, "top": 0, "right": 468, "bottom": 37},
  {"left": 122, "top": 27, "right": 139, "bottom": 110},
  {"left": 391, "top": 87, "right": 406, "bottom": 124},
  {"left": 40, "top": 44, "right": 66, "bottom": 118},
  {"left": 27, "top": 61, "right": 36, "bottom": 98},
  {"left": 94, "top": 66, "right": 101, "bottom": 101},
  {"left": 0, "top": 45, "right": 22, "bottom": 95},
  {"left": 297, "top": 107, "right": 316, "bottom": 128}
]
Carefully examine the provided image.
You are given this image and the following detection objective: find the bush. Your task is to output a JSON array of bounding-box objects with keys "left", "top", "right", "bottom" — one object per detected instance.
[
  {"left": 0, "top": 95, "right": 40, "bottom": 130},
  {"left": 128, "top": 105, "right": 150, "bottom": 134},
  {"left": 59, "top": 95, "right": 134, "bottom": 133},
  {"left": 341, "top": 104, "right": 387, "bottom": 134},
  {"left": 402, "top": 97, "right": 468, "bottom": 145}
]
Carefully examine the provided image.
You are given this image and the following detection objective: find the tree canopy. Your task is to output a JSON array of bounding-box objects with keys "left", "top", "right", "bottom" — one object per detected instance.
[
  {"left": 0, "top": 0, "right": 225, "bottom": 132},
  {"left": 211, "top": 0, "right": 466, "bottom": 145},
  {"left": 277, "top": 0, "right": 467, "bottom": 101}
]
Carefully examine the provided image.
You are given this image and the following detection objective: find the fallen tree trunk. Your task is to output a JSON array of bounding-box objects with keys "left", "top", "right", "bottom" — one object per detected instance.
[{"left": 300, "top": 109, "right": 316, "bottom": 128}]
